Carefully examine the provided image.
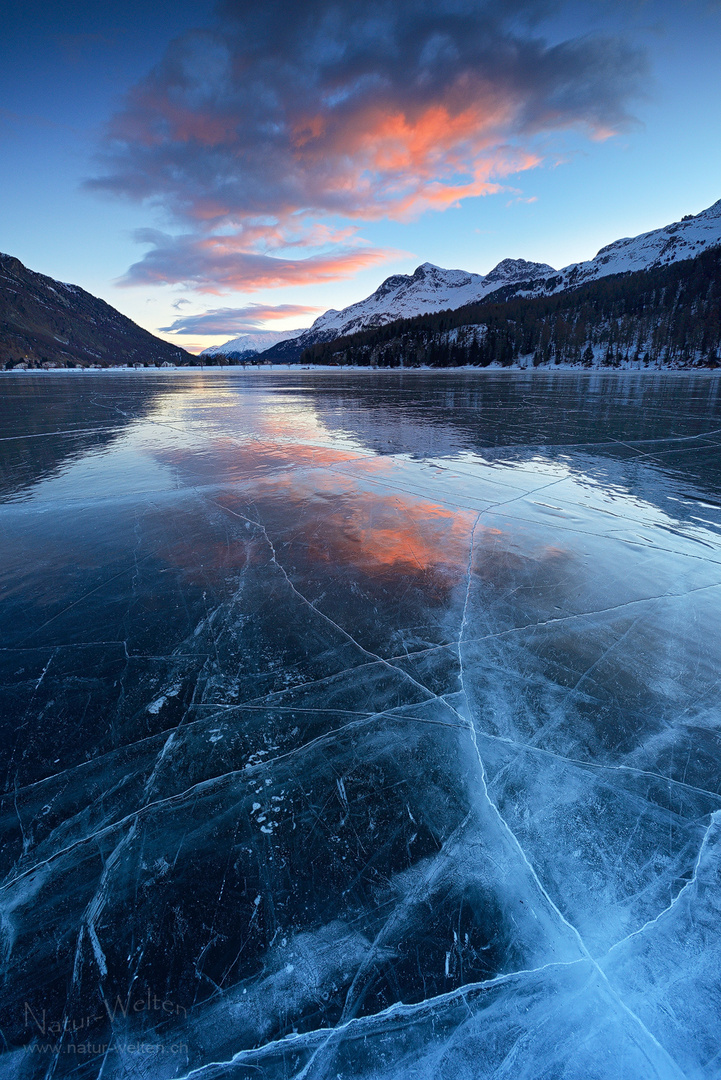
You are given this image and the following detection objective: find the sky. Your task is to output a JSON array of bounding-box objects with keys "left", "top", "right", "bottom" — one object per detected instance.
[{"left": 2, "top": 0, "right": 721, "bottom": 354}]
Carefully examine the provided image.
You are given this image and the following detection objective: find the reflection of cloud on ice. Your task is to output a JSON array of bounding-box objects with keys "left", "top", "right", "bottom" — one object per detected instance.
[
  {"left": 150, "top": 435, "right": 583, "bottom": 614},
  {"left": 153, "top": 437, "right": 365, "bottom": 485},
  {"left": 260, "top": 485, "right": 482, "bottom": 579}
]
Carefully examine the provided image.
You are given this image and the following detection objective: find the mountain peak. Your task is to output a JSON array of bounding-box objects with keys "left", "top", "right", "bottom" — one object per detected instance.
[
  {"left": 697, "top": 199, "right": 721, "bottom": 219},
  {"left": 485, "top": 257, "right": 556, "bottom": 284},
  {"left": 0, "top": 252, "right": 29, "bottom": 276},
  {"left": 202, "top": 327, "right": 306, "bottom": 357}
]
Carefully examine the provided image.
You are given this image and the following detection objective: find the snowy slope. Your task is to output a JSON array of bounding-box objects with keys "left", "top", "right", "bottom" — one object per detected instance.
[
  {"left": 550, "top": 199, "right": 721, "bottom": 292},
  {"left": 202, "top": 327, "right": 305, "bottom": 357},
  {"left": 264, "top": 259, "right": 555, "bottom": 360},
  {"left": 308, "top": 259, "right": 555, "bottom": 338}
]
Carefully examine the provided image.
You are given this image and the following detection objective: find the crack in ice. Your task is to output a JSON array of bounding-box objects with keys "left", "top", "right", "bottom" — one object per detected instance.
[
  {"left": 450, "top": 525, "right": 689, "bottom": 1078},
  {"left": 170, "top": 958, "right": 592, "bottom": 1080},
  {"left": 603, "top": 811, "right": 720, "bottom": 959}
]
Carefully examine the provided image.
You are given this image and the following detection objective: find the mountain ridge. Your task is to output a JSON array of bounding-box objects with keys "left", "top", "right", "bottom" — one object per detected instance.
[
  {"left": 515, "top": 198, "right": 721, "bottom": 299},
  {"left": 0, "top": 254, "right": 193, "bottom": 369},
  {"left": 301, "top": 244, "right": 721, "bottom": 371},
  {"left": 258, "top": 257, "right": 556, "bottom": 362}
]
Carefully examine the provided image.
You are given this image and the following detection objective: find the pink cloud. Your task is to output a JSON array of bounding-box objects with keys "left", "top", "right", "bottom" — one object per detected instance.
[
  {"left": 123, "top": 230, "right": 395, "bottom": 292},
  {"left": 159, "top": 302, "right": 322, "bottom": 335}
]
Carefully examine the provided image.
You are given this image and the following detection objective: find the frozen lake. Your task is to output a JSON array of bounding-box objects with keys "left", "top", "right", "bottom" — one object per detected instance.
[{"left": 1, "top": 369, "right": 720, "bottom": 1080}]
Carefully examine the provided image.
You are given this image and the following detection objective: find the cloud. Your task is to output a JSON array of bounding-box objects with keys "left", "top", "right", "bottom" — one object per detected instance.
[
  {"left": 122, "top": 229, "right": 393, "bottom": 291},
  {"left": 174, "top": 342, "right": 208, "bottom": 354},
  {"left": 159, "top": 302, "right": 321, "bottom": 335},
  {"left": 90, "top": 0, "right": 648, "bottom": 291}
]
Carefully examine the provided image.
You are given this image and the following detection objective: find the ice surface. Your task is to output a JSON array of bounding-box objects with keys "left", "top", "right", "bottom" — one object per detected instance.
[{"left": 0, "top": 370, "right": 720, "bottom": 1079}]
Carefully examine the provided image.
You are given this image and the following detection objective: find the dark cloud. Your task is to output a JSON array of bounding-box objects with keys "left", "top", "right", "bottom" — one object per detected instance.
[
  {"left": 159, "top": 302, "right": 320, "bottom": 334},
  {"left": 90, "top": 0, "right": 648, "bottom": 290}
]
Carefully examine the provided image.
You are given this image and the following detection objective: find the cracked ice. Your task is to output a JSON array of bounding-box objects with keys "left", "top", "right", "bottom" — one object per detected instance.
[{"left": 1, "top": 369, "right": 721, "bottom": 1080}]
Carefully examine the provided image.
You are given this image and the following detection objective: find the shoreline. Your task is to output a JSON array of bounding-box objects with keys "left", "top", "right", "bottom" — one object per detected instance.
[{"left": 2, "top": 362, "right": 720, "bottom": 376}]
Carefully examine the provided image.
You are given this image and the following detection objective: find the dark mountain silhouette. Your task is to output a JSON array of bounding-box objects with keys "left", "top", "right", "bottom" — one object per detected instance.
[{"left": 0, "top": 253, "right": 192, "bottom": 369}]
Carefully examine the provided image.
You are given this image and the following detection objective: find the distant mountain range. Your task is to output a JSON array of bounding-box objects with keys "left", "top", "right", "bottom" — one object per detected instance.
[
  {"left": 3, "top": 199, "right": 721, "bottom": 371},
  {"left": 204, "top": 258, "right": 556, "bottom": 361},
  {"left": 205, "top": 198, "right": 721, "bottom": 364},
  {"left": 0, "top": 254, "right": 192, "bottom": 369},
  {"left": 201, "top": 326, "right": 306, "bottom": 359}
]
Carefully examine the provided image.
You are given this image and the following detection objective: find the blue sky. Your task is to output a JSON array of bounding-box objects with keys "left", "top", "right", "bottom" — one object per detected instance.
[{"left": 1, "top": 0, "right": 720, "bottom": 352}]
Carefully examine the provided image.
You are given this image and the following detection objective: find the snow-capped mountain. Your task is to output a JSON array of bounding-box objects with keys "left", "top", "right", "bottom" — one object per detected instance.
[
  {"left": 213, "top": 199, "right": 721, "bottom": 363},
  {"left": 264, "top": 259, "right": 555, "bottom": 360},
  {"left": 310, "top": 258, "right": 556, "bottom": 337},
  {"left": 202, "top": 327, "right": 305, "bottom": 357},
  {"left": 545, "top": 198, "right": 721, "bottom": 293}
]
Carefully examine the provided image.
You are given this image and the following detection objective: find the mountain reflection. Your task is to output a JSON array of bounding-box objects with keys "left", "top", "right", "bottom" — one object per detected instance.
[{"left": 0, "top": 373, "right": 168, "bottom": 499}]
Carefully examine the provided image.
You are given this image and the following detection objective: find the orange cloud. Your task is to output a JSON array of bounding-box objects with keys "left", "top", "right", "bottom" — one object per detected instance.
[
  {"left": 296, "top": 100, "right": 521, "bottom": 219},
  {"left": 123, "top": 232, "right": 396, "bottom": 292}
]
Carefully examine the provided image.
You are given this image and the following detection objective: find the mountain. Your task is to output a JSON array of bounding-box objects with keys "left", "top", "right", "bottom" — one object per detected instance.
[
  {"left": 544, "top": 198, "right": 721, "bottom": 293},
  {"left": 263, "top": 259, "right": 555, "bottom": 361},
  {"left": 0, "top": 253, "right": 192, "bottom": 369},
  {"left": 303, "top": 244, "right": 721, "bottom": 370},
  {"left": 262, "top": 199, "right": 721, "bottom": 363},
  {"left": 308, "top": 258, "right": 557, "bottom": 335},
  {"left": 201, "top": 327, "right": 305, "bottom": 359}
]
